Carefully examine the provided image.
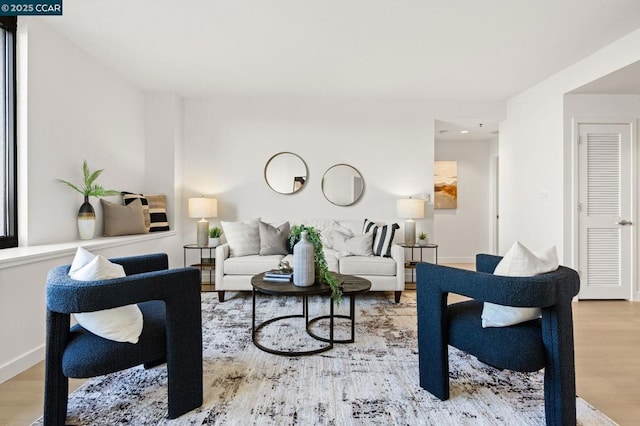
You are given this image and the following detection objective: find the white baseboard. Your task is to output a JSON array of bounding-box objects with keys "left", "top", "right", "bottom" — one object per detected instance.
[
  {"left": 0, "top": 345, "right": 44, "bottom": 384},
  {"left": 438, "top": 257, "right": 475, "bottom": 264}
]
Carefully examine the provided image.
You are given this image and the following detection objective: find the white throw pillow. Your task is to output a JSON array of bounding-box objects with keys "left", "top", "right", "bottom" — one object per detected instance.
[
  {"left": 68, "top": 248, "right": 143, "bottom": 344},
  {"left": 221, "top": 219, "right": 261, "bottom": 257},
  {"left": 326, "top": 230, "right": 374, "bottom": 256},
  {"left": 481, "top": 242, "right": 559, "bottom": 328}
]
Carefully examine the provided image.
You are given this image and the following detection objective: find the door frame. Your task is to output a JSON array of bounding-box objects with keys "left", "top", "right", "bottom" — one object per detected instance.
[{"left": 571, "top": 117, "right": 638, "bottom": 300}]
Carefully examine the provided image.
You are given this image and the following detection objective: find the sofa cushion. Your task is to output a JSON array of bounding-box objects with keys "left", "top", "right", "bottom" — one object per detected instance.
[
  {"left": 221, "top": 219, "right": 261, "bottom": 257},
  {"left": 339, "top": 255, "right": 396, "bottom": 276},
  {"left": 259, "top": 221, "right": 290, "bottom": 255},
  {"left": 224, "top": 254, "right": 285, "bottom": 275}
]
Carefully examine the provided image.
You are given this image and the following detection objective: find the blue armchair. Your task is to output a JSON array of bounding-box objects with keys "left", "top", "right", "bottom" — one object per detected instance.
[
  {"left": 44, "top": 253, "right": 203, "bottom": 425},
  {"left": 416, "top": 254, "right": 580, "bottom": 426}
]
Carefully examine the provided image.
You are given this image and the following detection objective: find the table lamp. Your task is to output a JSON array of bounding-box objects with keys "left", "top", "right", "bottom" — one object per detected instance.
[
  {"left": 188, "top": 197, "right": 218, "bottom": 246},
  {"left": 397, "top": 198, "right": 424, "bottom": 246}
]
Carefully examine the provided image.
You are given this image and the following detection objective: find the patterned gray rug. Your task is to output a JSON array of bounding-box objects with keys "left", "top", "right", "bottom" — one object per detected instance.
[{"left": 38, "top": 291, "right": 615, "bottom": 425}]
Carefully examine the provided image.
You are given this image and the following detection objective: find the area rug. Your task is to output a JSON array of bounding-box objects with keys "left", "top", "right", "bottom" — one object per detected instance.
[{"left": 36, "top": 291, "right": 615, "bottom": 425}]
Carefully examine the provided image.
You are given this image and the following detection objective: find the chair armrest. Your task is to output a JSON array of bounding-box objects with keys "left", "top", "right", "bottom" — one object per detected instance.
[
  {"left": 475, "top": 254, "right": 501, "bottom": 274},
  {"left": 110, "top": 253, "right": 169, "bottom": 275},
  {"left": 46, "top": 267, "right": 201, "bottom": 314},
  {"left": 416, "top": 262, "right": 578, "bottom": 308}
]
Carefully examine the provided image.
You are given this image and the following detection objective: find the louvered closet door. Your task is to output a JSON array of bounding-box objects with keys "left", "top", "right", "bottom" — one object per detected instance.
[{"left": 578, "top": 123, "right": 634, "bottom": 299}]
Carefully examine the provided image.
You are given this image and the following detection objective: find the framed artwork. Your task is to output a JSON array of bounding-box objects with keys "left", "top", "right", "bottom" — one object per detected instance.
[{"left": 434, "top": 161, "right": 457, "bottom": 209}]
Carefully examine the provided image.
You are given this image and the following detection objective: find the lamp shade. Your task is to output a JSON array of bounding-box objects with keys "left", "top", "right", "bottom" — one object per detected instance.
[
  {"left": 188, "top": 197, "right": 217, "bottom": 219},
  {"left": 397, "top": 198, "right": 424, "bottom": 219}
]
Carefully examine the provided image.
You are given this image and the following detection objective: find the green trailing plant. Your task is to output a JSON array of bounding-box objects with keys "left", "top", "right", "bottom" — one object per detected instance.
[
  {"left": 418, "top": 232, "right": 427, "bottom": 240},
  {"left": 56, "top": 160, "right": 120, "bottom": 198},
  {"left": 209, "top": 226, "right": 222, "bottom": 238},
  {"left": 289, "top": 224, "right": 342, "bottom": 303}
]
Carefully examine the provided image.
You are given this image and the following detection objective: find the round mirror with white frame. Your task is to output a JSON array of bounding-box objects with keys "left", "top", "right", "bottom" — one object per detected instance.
[
  {"left": 321, "top": 164, "right": 364, "bottom": 206},
  {"left": 264, "top": 152, "right": 308, "bottom": 195}
]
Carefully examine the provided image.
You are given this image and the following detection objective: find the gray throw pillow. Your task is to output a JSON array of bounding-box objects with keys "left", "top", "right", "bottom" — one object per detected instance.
[
  {"left": 101, "top": 198, "right": 148, "bottom": 236},
  {"left": 259, "top": 221, "right": 290, "bottom": 255},
  {"left": 221, "top": 219, "right": 261, "bottom": 257}
]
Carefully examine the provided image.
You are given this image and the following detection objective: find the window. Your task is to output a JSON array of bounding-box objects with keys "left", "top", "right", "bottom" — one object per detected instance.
[{"left": 0, "top": 16, "right": 16, "bottom": 249}]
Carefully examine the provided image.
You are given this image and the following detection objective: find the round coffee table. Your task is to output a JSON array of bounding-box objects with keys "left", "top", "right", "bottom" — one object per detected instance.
[
  {"left": 306, "top": 273, "right": 371, "bottom": 343},
  {"left": 251, "top": 272, "right": 335, "bottom": 356}
]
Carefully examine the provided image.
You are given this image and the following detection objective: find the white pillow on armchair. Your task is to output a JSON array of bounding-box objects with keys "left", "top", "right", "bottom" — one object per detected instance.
[
  {"left": 69, "top": 247, "right": 143, "bottom": 344},
  {"left": 481, "top": 242, "right": 559, "bottom": 328}
]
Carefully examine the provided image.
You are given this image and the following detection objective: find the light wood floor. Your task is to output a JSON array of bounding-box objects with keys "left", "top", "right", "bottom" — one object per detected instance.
[{"left": 2, "top": 269, "right": 639, "bottom": 425}]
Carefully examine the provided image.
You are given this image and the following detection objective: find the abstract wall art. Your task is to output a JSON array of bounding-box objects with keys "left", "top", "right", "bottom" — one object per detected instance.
[{"left": 434, "top": 160, "right": 457, "bottom": 209}]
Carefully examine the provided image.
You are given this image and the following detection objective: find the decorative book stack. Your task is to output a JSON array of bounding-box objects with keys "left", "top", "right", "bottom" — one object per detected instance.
[{"left": 263, "top": 270, "right": 293, "bottom": 282}]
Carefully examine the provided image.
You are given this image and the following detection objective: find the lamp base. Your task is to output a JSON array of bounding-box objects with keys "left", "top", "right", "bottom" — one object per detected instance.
[
  {"left": 197, "top": 219, "right": 209, "bottom": 247},
  {"left": 404, "top": 220, "right": 416, "bottom": 246}
]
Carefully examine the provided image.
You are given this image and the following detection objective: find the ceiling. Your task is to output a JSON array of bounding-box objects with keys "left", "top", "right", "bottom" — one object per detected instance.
[
  {"left": 40, "top": 0, "right": 640, "bottom": 101},
  {"left": 570, "top": 60, "right": 640, "bottom": 94},
  {"left": 435, "top": 120, "right": 499, "bottom": 142}
]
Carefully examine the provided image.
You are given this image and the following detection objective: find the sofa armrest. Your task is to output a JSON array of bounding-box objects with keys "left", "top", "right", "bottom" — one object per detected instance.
[
  {"left": 215, "top": 243, "right": 230, "bottom": 286},
  {"left": 390, "top": 244, "right": 405, "bottom": 290}
]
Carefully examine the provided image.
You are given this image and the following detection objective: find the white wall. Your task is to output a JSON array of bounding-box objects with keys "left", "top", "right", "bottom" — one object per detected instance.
[
  {"left": 19, "top": 17, "right": 147, "bottom": 246},
  {"left": 501, "top": 28, "right": 640, "bottom": 263},
  {"left": 181, "top": 97, "right": 504, "bottom": 244},
  {"left": 144, "top": 93, "right": 185, "bottom": 231},
  {"left": 0, "top": 19, "right": 184, "bottom": 383},
  {"left": 434, "top": 139, "right": 492, "bottom": 263}
]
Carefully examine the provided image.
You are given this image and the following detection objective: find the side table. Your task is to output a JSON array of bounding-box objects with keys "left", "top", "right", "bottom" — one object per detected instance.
[
  {"left": 402, "top": 243, "right": 438, "bottom": 283},
  {"left": 183, "top": 244, "right": 216, "bottom": 292}
]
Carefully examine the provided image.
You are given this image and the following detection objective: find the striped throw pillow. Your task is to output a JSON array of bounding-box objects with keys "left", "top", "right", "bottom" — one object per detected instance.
[
  {"left": 363, "top": 218, "right": 399, "bottom": 257},
  {"left": 146, "top": 194, "right": 170, "bottom": 232},
  {"left": 122, "top": 192, "right": 170, "bottom": 232}
]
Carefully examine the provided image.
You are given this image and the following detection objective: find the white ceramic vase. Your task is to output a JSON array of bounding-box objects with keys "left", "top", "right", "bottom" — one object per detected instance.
[
  {"left": 209, "top": 237, "right": 220, "bottom": 247},
  {"left": 293, "top": 231, "right": 315, "bottom": 287}
]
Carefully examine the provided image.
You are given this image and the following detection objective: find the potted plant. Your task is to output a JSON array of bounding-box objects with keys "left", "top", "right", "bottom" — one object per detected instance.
[
  {"left": 209, "top": 226, "right": 222, "bottom": 247},
  {"left": 418, "top": 231, "right": 428, "bottom": 246},
  {"left": 56, "top": 160, "right": 119, "bottom": 240},
  {"left": 289, "top": 225, "right": 342, "bottom": 303}
]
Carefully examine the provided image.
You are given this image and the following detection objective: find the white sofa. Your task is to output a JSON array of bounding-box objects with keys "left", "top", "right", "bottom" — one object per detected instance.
[{"left": 214, "top": 219, "right": 405, "bottom": 303}]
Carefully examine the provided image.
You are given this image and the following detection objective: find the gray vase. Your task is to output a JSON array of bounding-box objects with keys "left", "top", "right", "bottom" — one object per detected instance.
[{"left": 293, "top": 231, "right": 315, "bottom": 287}]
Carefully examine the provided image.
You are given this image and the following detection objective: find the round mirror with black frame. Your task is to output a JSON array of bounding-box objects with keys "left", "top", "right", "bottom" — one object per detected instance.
[
  {"left": 264, "top": 152, "right": 308, "bottom": 195},
  {"left": 321, "top": 164, "right": 364, "bottom": 206}
]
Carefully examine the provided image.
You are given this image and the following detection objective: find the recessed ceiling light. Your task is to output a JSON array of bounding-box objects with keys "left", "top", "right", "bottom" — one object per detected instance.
[{"left": 460, "top": 130, "right": 470, "bottom": 134}]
